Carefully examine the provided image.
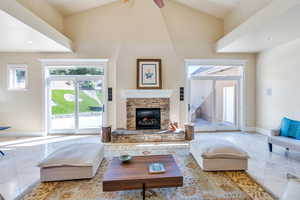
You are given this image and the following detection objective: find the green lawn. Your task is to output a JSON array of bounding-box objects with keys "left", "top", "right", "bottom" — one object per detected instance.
[
  {"left": 51, "top": 89, "right": 102, "bottom": 115},
  {"left": 96, "top": 90, "right": 103, "bottom": 100}
]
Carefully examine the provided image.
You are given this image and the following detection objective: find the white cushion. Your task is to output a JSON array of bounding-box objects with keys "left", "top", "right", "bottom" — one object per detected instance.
[
  {"left": 194, "top": 139, "right": 249, "bottom": 159},
  {"left": 280, "top": 178, "right": 300, "bottom": 200},
  {"left": 39, "top": 143, "right": 104, "bottom": 168}
]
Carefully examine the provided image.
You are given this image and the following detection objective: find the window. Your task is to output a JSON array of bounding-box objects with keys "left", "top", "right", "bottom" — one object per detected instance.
[
  {"left": 41, "top": 59, "right": 108, "bottom": 134},
  {"left": 8, "top": 64, "right": 28, "bottom": 90}
]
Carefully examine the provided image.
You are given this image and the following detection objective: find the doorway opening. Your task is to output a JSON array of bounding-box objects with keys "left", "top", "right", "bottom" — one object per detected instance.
[
  {"left": 185, "top": 60, "right": 245, "bottom": 132},
  {"left": 42, "top": 59, "right": 108, "bottom": 134}
]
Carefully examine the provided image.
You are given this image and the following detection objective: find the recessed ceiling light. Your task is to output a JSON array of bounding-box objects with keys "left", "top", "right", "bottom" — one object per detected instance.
[{"left": 27, "top": 40, "right": 33, "bottom": 44}]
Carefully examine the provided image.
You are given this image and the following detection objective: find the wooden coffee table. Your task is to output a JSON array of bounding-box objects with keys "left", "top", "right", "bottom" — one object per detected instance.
[{"left": 103, "top": 155, "right": 183, "bottom": 199}]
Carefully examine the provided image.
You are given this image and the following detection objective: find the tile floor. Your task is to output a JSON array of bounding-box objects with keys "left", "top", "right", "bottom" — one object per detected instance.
[
  {"left": 193, "top": 118, "right": 237, "bottom": 131},
  {"left": 0, "top": 132, "right": 299, "bottom": 200}
]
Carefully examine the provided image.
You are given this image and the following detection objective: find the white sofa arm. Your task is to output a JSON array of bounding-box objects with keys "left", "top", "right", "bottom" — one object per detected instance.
[{"left": 270, "top": 129, "right": 280, "bottom": 136}]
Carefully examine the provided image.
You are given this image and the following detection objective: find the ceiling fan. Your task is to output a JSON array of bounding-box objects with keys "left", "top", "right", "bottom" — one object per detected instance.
[
  {"left": 123, "top": 0, "right": 165, "bottom": 8},
  {"left": 153, "top": 0, "right": 164, "bottom": 8}
]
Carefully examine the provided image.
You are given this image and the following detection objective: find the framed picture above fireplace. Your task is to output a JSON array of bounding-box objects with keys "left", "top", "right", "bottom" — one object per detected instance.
[{"left": 137, "top": 59, "right": 162, "bottom": 89}]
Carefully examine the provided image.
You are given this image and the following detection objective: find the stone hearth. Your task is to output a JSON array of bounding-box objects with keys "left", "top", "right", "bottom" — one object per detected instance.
[{"left": 111, "top": 129, "right": 185, "bottom": 143}]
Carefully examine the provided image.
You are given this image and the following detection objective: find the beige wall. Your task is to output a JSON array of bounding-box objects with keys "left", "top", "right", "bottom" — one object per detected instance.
[
  {"left": 256, "top": 39, "right": 300, "bottom": 130},
  {"left": 64, "top": 0, "right": 256, "bottom": 129},
  {"left": 0, "top": 0, "right": 257, "bottom": 133},
  {"left": 16, "top": 0, "right": 64, "bottom": 32},
  {"left": 224, "top": 0, "right": 272, "bottom": 34},
  {"left": 0, "top": 54, "right": 45, "bottom": 133}
]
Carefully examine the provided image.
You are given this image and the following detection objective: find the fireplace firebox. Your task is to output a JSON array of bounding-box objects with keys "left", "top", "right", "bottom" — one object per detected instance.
[{"left": 136, "top": 108, "right": 161, "bottom": 130}]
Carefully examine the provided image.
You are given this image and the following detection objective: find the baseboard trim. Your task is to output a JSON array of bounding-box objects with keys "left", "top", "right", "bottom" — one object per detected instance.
[
  {"left": 0, "top": 131, "right": 46, "bottom": 137},
  {"left": 255, "top": 127, "right": 271, "bottom": 136},
  {"left": 241, "top": 127, "right": 271, "bottom": 136},
  {"left": 241, "top": 127, "right": 257, "bottom": 132}
]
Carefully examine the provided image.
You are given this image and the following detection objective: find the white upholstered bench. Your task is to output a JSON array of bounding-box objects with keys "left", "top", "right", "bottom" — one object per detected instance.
[
  {"left": 39, "top": 143, "right": 104, "bottom": 182},
  {"left": 190, "top": 139, "right": 249, "bottom": 171}
]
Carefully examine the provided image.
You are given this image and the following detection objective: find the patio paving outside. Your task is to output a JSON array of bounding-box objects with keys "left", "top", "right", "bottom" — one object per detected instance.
[{"left": 51, "top": 114, "right": 102, "bottom": 130}]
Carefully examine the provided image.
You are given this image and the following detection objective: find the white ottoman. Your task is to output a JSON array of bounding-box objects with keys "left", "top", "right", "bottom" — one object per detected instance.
[
  {"left": 190, "top": 139, "right": 249, "bottom": 171},
  {"left": 39, "top": 143, "right": 104, "bottom": 182}
]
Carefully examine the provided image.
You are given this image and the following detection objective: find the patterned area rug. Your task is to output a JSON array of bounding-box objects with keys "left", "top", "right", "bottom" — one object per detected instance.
[{"left": 23, "top": 146, "right": 275, "bottom": 200}]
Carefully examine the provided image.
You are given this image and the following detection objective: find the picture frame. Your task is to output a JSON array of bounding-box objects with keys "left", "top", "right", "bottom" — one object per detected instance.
[{"left": 137, "top": 59, "right": 162, "bottom": 89}]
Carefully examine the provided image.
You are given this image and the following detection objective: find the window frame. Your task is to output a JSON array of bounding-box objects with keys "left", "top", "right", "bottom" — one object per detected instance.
[{"left": 7, "top": 64, "right": 28, "bottom": 91}]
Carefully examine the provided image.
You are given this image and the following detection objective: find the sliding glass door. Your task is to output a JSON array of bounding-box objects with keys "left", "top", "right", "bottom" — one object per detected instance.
[
  {"left": 47, "top": 76, "right": 105, "bottom": 134},
  {"left": 188, "top": 77, "right": 240, "bottom": 131},
  {"left": 78, "top": 79, "right": 103, "bottom": 129}
]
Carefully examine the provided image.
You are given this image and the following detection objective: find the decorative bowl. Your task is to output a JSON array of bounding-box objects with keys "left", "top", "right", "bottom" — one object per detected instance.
[{"left": 119, "top": 155, "right": 132, "bottom": 163}]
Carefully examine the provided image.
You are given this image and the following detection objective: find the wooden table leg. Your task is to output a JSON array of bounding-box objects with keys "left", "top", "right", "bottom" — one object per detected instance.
[{"left": 143, "top": 183, "right": 146, "bottom": 200}]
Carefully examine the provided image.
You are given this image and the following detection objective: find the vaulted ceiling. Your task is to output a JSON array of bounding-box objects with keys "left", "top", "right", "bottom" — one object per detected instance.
[{"left": 46, "top": 0, "right": 241, "bottom": 18}]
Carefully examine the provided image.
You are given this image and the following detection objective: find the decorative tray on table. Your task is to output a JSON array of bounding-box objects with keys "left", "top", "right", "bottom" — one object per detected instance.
[{"left": 149, "top": 163, "right": 166, "bottom": 174}]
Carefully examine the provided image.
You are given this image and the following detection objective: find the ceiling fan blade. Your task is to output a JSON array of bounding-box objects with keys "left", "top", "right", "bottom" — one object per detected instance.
[{"left": 153, "top": 0, "right": 164, "bottom": 8}]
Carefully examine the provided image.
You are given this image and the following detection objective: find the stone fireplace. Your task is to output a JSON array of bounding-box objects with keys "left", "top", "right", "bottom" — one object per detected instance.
[
  {"left": 110, "top": 90, "right": 189, "bottom": 143},
  {"left": 126, "top": 98, "right": 170, "bottom": 130}
]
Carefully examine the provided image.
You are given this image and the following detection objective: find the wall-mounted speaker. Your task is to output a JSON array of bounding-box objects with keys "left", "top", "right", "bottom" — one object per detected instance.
[
  {"left": 180, "top": 87, "right": 184, "bottom": 101},
  {"left": 108, "top": 88, "right": 113, "bottom": 101}
]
